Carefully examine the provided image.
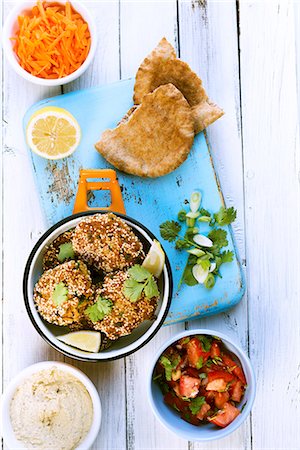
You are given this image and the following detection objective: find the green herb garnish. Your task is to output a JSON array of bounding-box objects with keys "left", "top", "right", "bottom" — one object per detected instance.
[
  {"left": 57, "top": 242, "right": 75, "bottom": 262},
  {"left": 196, "top": 335, "right": 212, "bottom": 352},
  {"left": 189, "top": 396, "right": 206, "bottom": 415},
  {"left": 85, "top": 296, "right": 113, "bottom": 322},
  {"left": 159, "top": 193, "right": 237, "bottom": 290},
  {"left": 123, "top": 265, "right": 159, "bottom": 302},
  {"left": 159, "top": 220, "right": 181, "bottom": 242},
  {"left": 214, "top": 206, "right": 237, "bottom": 226},
  {"left": 159, "top": 355, "right": 180, "bottom": 381},
  {"left": 52, "top": 282, "right": 68, "bottom": 306}
]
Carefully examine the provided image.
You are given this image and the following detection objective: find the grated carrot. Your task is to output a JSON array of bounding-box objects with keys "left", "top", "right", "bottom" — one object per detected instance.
[{"left": 11, "top": 1, "right": 91, "bottom": 79}]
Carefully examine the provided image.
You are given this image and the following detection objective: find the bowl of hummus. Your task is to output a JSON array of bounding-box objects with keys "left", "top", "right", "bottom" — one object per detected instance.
[{"left": 2, "top": 361, "right": 101, "bottom": 450}]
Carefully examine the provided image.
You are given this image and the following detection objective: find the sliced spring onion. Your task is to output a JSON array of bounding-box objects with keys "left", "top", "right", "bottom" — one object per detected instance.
[
  {"left": 209, "top": 262, "right": 217, "bottom": 272},
  {"left": 192, "top": 227, "right": 199, "bottom": 234},
  {"left": 178, "top": 209, "right": 187, "bottom": 222},
  {"left": 204, "top": 273, "right": 215, "bottom": 289},
  {"left": 192, "top": 264, "right": 209, "bottom": 284},
  {"left": 186, "top": 211, "right": 200, "bottom": 219},
  {"left": 193, "top": 234, "right": 213, "bottom": 248},
  {"left": 190, "top": 191, "right": 202, "bottom": 213},
  {"left": 198, "top": 216, "right": 211, "bottom": 223},
  {"left": 187, "top": 248, "right": 206, "bottom": 257},
  {"left": 186, "top": 217, "right": 195, "bottom": 228}
]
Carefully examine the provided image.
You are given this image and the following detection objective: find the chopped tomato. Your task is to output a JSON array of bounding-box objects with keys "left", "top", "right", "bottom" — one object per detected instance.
[
  {"left": 206, "top": 378, "right": 227, "bottom": 392},
  {"left": 208, "top": 402, "right": 240, "bottom": 428},
  {"left": 196, "top": 402, "right": 211, "bottom": 420},
  {"left": 186, "top": 367, "right": 200, "bottom": 378},
  {"left": 214, "top": 392, "right": 230, "bottom": 409},
  {"left": 179, "top": 375, "right": 201, "bottom": 398},
  {"left": 186, "top": 338, "right": 210, "bottom": 368},
  {"left": 222, "top": 355, "right": 247, "bottom": 384},
  {"left": 207, "top": 371, "right": 235, "bottom": 383},
  {"left": 210, "top": 341, "right": 221, "bottom": 358},
  {"left": 164, "top": 392, "right": 188, "bottom": 414},
  {"left": 230, "top": 380, "right": 244, "bottom": 402}
]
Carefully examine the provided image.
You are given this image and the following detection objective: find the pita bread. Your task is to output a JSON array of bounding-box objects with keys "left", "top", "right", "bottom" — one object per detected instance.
[
  {"left": 95, "top": 84, "right": 194, "bottom": 178},
  {"left": 134, "top": 38, "right": 223, "bottom": 133}
]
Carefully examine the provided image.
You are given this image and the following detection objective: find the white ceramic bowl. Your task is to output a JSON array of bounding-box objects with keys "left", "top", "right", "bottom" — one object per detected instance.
[
  {"left": 148, "top": 328, "right": 256, "bottom": 442},
  {"left": 2, "top": 361, "right": 101, "bottom": 450},
  {"left": 2, "top": 1, "right": 97, "bottom": 86}
]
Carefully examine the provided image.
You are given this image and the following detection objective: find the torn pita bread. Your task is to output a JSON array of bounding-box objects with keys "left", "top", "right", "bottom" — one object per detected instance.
[
  {"left": 133, "top": 38, "right": 223, "bottom": 134},
  {"left": 95, "top": 84, "right": 194, "bottom": 178}
]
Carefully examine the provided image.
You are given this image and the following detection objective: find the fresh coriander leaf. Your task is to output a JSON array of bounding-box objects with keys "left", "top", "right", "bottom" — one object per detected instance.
[
  {"left": 178, "top": 209, "right": 187, "bottom": 222},
  {"left": 214, "top": 206, "right": 237, "bottom": 226},
  {"left": 184, "top": 228, "right": 195, "bottom": 241},
  {"left": 199, "top": 373, "right": 207, "bottom": 379},
  {"left": 52, "top": 282, "right": 68, "bottom": 306},
  {"left": 195, "top": 356, "right": 203, "bottom": 369},
  {"left": 204, "top": 273, "right": 215, "bottom": 289},
  {"left": 127, "top": 264, "right": 150, "bottom": 282},
  {"left": 180, "top": 255, "right": 198, "bottom": 287},
  {"left": 175, "top": 239, "right": 191, "bottom": 250},
  {"left": 208, "top": 228, "right": 228, "bottom": 249},
  {"left": 220, "top": 250, "right": 234, "bottom": 263},
  {"left": 189, "top": 396, "right": 206, "bottom": 415},
  {"left": 196, "top": 335, "right": 212, "bottom": 352},
  {"left": 160, "top": 220, "right": 181, "bottom": 242},
  {"left": 181, "top": 337, "right": 190, "bottom": 345},
  {"left": 57, "top": 242, "right": 75, "bottom": 262},
  {"left": 144, "top": 276, "right": 159, "bottom": 299},
  {"left": 123, "top": 278, "right": 144, "bottom": 302},
  {"left": 85, "top": 296, "right": 113, "bottom": 322},
  {"left": 199, "top": 208, "right": 211, "bottom": 217},
  {"left": 159, "top": 356, "right": 173, "bottom": 381}
]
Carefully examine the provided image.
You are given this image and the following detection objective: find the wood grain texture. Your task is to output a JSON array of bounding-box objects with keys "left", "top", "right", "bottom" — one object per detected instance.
[
  {"left": 178, "top": 2, "right": 250, "bottom": 448},
  {"left": 240, "top": 2, "right": 300, "bottom": 449},
  {"left": 120, "top": 3, "right": 187, "bottom": 449}
]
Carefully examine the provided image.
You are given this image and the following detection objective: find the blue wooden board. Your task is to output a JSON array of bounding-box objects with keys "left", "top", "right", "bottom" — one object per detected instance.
[{"left": 23, "top": 78, "right": 245, "bottom": 325}]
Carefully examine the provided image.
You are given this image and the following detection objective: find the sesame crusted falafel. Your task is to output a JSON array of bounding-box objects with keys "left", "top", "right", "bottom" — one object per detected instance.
[
  {"left": 88, "top": 271, "right": 159, "bottom": 340},
  {"left": 34, "top": 260, "right": 94, "bottom": 327},
  {"left": 72, "top": 213, "right": 144, "bottom": 273},
  {"left": 43, "top": 230, "right": 75, "bottom": 270}
]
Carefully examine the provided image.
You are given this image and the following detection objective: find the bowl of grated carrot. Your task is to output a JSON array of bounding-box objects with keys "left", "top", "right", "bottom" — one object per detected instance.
[{"left": 2, "top": 1, "right": 97, "bottom": 86}]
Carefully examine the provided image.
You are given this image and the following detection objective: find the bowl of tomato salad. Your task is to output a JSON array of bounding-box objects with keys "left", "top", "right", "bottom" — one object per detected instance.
[{"left": 148, "top": 329, "right": 255, "bottom": 441}]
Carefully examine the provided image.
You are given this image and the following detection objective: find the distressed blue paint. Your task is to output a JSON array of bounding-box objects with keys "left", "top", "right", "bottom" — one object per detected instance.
[{"left": 23, "top": 79, "right": 245, "bottom": 325}]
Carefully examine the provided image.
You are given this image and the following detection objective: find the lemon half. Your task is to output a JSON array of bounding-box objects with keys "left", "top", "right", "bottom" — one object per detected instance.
[
  {"left": 57, "top": 331, "right": 101, "bottom": 353},
  {"left": 142, "top": 239, "right": 165, "bottom": 278},
  {"left": 26, "top": 106, "right": 81, "bottom": 160}
]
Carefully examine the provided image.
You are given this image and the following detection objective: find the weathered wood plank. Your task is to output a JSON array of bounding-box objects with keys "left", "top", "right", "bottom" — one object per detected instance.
[
  {"left": 178, "top": 1, "right": 250, "bottom": 448},
  {"left": 120, "top": 2, "right": 187, "bottom": 448},
  {"left": 240, "top": 1, "right": 300, "bottom": 449}
]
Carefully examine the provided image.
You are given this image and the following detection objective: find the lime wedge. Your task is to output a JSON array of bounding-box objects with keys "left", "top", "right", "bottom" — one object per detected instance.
[
  {"left": 142, "top": 239, "right": 165, "bottom": 278},
  {"left": 57, "top": 331, "right": 101, "bottom": 353}
]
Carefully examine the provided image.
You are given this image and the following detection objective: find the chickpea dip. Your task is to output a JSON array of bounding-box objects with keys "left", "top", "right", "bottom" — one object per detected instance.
[{"left": 9, "top": 367, "right": 93, "bottom": 450}]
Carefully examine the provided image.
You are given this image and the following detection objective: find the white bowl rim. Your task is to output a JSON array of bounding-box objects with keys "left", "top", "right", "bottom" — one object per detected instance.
[
  {"left": 1, "top": 361, "right": 101, "bottom": 450},
  {"left": 23, "top": 211, "right": 173, "bottom": 362},
  {"left": 147, "top": 328, "right": 256, "bottom": 442},
  {"left": 2, "top": 0, "right": 98, "bottom": 86}
]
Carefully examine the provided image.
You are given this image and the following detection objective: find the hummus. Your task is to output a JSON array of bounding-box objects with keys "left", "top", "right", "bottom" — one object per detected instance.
[{"left": 10, "top": 367, "right": 93, "bottom": 450}]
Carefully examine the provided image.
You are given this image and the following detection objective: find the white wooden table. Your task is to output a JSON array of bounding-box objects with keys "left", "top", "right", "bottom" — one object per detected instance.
[{"left": 2, "top": 1, "right": 300, "bottom": 449}]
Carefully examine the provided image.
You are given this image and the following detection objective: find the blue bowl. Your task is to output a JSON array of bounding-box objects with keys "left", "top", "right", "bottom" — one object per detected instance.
[{"left": 147, "top": 328, "right": 256, "bottom": 442}]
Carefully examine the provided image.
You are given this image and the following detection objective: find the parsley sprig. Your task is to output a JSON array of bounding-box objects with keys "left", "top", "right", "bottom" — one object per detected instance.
[
  {"left": 159, "top": 192, "right": 237, "bottom": 289},
  {"left": 123, "top": 265, "right": 159, "bottom": 302}
]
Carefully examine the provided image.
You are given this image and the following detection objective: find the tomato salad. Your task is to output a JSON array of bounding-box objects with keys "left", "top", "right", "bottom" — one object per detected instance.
[{"left": 153, "top": 335, "right": 247, "bottom": 428}]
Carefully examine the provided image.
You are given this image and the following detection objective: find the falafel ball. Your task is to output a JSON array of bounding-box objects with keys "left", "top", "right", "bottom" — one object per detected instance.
[
  {"left": 86, "top": 271, "right": 159, "bottom": 340},
  {"left": 34, "top": 260, "right": 94, "bottom": 327},
  {"left": 72, "top": 213, "right": 144, "bottom": 273},
  {"left": 43, "top": 230, "right": 75, "bottom": 271}
]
